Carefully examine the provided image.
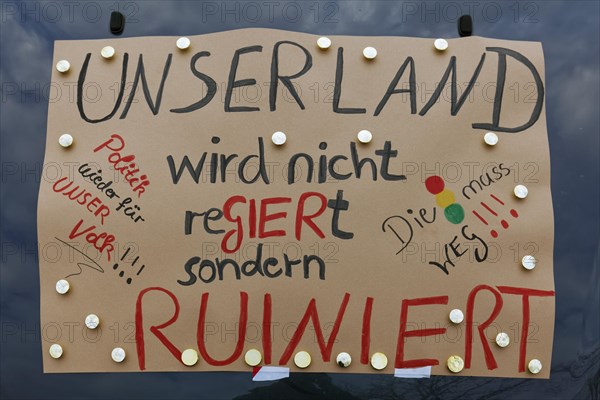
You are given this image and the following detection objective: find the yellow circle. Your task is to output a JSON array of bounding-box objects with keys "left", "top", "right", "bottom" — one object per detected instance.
[
  {"left": 436, "top": 189, "right": 455, "bottom": 208},
  {"left": 244, "top": 349, "right": 262, "bottom": 367},
  {"left": 181, "top": 349, "right": 198, "bottom": 366},
  {"left": 294, "top": 351, "right": 311, "bottom": 368}
]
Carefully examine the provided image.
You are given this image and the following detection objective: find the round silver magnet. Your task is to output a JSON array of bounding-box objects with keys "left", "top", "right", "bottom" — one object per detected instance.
[
  {"left": 176, "top": 37, "right": 191, "bottom": 50},
  {"left": 55, "top": 279, "right": 70, "bottom": 294},
  {"left": 522, "top": 255, "right": 537, "bottom": 270},
  {"left": 449, "top": 309, "right": 464, "bottom": 324},
  {"left": 272, "top": 131, "right": 287, "bottom": 146},
  {"left": 317, "top": 37, "right": 331, "bottom": 49},
  {"left": 363, "top": 47, "right": 377, "bottom": 60},
  {"left": 294, "top": 351, "right": 311, "bottom": 368},
  {"left": 370, "top": 352, "right": 388, "bottom": 370},
  {"left": 447, "top": 355, "right": 464, "bottom": 373},
  {"left": 244, "top": 349, "right": 262, "bottom": 367},
  {"left": 484, "top": 132, "right": 499, "bottom": 146},
  {"left": 101, "top": 46, "right": 115, "bottom": 59},
  {"left": 434, "top": 38, "right": 449, "bottom": 51},
  {"left": 528, "top": 359, "right": 542, "bottom": 374},
  {"left": 496, "top": 332, "right": 510, "bottom": 348},
  {"left": 336, "top": 352, "right": 351, "bottom": 368},
  {"left": 58, "top": 133, "right": 73, "bottom": 148},
  {"left": 56, "top": 60, "right": 70, "bottom": 73},
  {"left": 357, "top": 130, "right": 372, "bottom": 144},
  {"left": 84, "top": 314, "right": 100, "bottom": 329},
  {"left": 514, "top": 185, "right": 529, "bottom": 199},
  {"left": 181, "top": 348, "right": 198, "bottom": 366},
  {"left": 49, "top": 344, "right": 63, "bottom": 359},
  {"left": 111, "top": 347, "right": 126, "bottom": 362}
]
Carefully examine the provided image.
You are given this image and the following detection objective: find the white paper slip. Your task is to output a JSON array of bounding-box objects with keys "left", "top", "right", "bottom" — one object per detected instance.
[
  {"left": 252, "top": 366, "right": 290, "bottom": 381},
  {"left": 394, "top": 366, "right": 432, "bottom": 379}
]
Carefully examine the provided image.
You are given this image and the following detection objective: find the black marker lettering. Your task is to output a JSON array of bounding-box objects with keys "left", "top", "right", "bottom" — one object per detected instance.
[
  {"left": 225, "top": 45, "right": 263, "bottom": 112},
  {"left": 171, "top": 51, "right": 217, "bottom": 113},
  {"left": 270, "top": 41, "right": 312, "bottom": 111},
  {"left": 120, "top": 54, "right": 172, "bottom": 118}
]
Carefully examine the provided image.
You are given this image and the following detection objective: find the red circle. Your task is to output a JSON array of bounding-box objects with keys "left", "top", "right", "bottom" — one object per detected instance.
[{"left": 425, "top": 176, "right": 445, "bottom": 194}]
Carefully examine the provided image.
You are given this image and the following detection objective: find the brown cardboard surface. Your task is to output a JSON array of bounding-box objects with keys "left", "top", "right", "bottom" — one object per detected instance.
[{"left": 38, "top": 28, "right": 554, "bottom": 378}]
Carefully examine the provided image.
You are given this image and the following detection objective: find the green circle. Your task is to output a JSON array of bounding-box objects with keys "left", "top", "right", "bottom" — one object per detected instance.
[{"left": 444, "top": 203, "right": 465, "bottom": 224}]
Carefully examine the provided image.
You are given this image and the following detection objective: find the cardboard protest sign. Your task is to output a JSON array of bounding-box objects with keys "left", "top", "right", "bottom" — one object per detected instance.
[{"left": 38, "top": 28, "right": 555, "bottom": 378}]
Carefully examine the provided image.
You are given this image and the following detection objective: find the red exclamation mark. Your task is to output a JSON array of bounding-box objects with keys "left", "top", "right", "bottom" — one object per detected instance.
[
  {"left": 491, "top": 194, "right": 519, "bottom": 220},
  {"left": 471, "top": 194, "right": 519, "bottom": 238}
]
